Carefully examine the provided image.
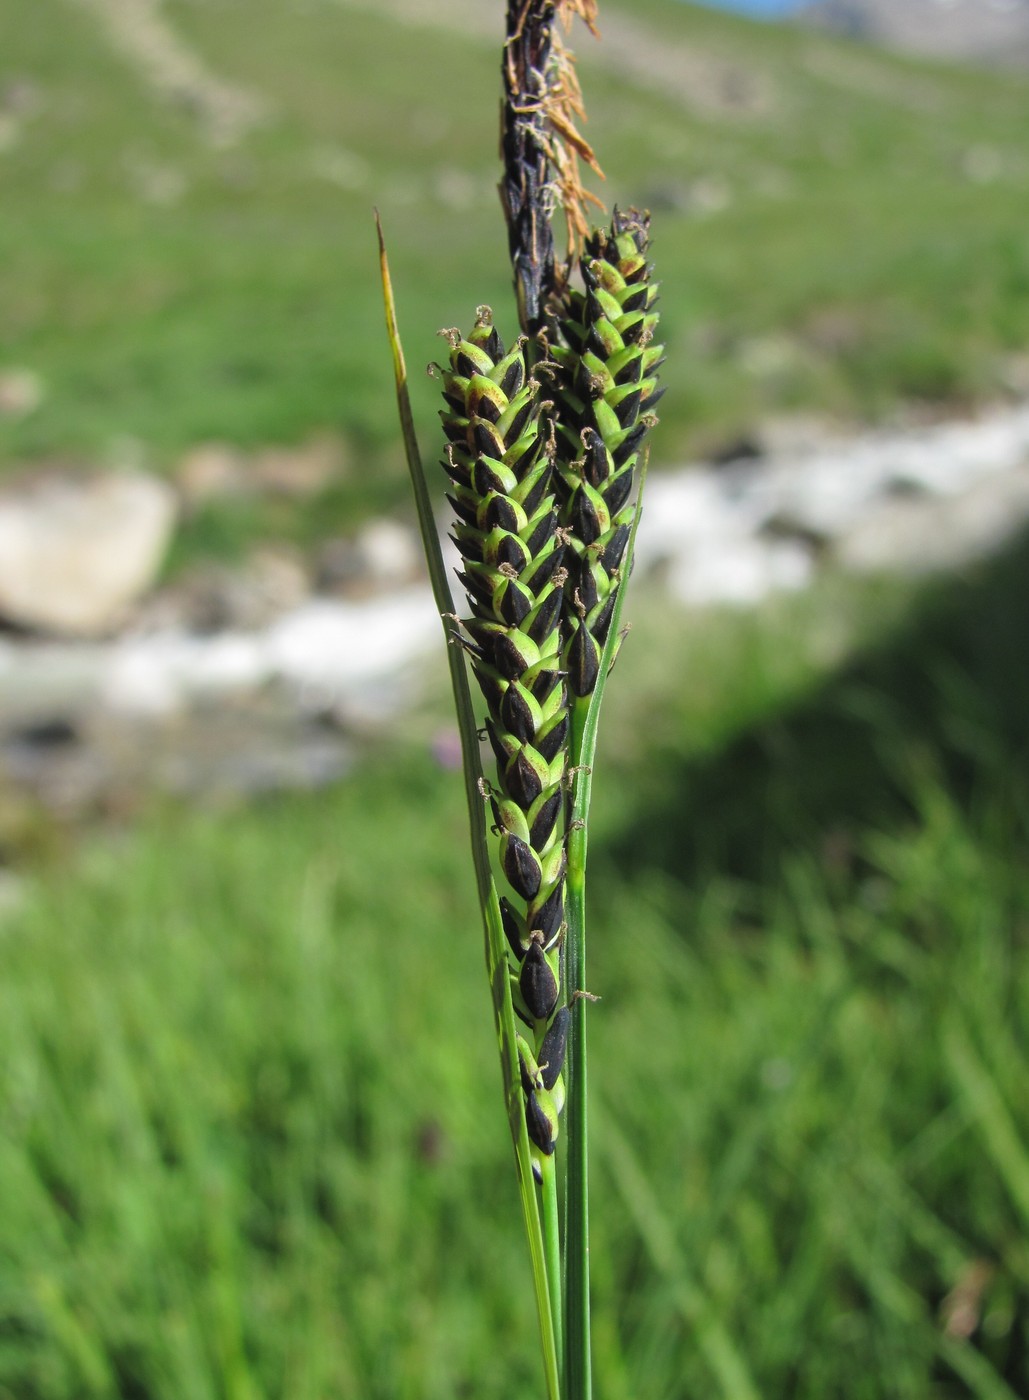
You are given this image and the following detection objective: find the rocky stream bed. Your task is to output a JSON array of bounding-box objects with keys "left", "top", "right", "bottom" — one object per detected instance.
[{"left": 3, "top": 402, "right": 1029, "bottom": 828}]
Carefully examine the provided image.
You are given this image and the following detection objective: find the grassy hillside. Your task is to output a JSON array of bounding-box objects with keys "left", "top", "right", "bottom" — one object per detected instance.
[{"left": 1, "top": 0, "right": 1028, "bottom": 506}]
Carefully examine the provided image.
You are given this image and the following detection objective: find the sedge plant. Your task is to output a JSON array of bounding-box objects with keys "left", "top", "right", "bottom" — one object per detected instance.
[{"left": 379, "top": 4, "right": 662, "bottom": 1394}]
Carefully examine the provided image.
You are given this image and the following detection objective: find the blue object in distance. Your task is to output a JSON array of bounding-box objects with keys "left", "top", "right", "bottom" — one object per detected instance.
[{"left": 685, "top": 0, "right": 806, "bottom": 17}]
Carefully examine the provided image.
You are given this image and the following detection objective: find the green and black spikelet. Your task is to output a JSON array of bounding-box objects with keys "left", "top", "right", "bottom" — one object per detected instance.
[
  {"left": 438, "top": 305, "right": 570, "bottom": 1161},
  {"left": 549, "top": 208, "right": 664, "bottom": 696}
]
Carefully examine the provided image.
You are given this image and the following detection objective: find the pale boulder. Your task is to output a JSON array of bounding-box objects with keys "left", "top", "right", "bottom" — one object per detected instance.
[{"left": 0, "top": 472, "right": 177, "bottom": 636}]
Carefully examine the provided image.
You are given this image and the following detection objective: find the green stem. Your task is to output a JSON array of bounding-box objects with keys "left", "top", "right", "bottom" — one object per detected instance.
[
  {"left": 540, "top": 1154, "right": 564, "bottom": 1370},
  {"left": 562, "top": 461, "right": 651, "bottom": 1400},
  {"left": 563, "top": 694, "right": 593, "bottom": 1400}
]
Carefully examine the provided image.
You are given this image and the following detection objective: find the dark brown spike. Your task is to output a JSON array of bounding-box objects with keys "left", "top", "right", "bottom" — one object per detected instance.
[
  {"left": 619, "top": 315, "right": 647, "bottom": 347},
  {"left": 474, "top": 419, "right": 505, "bottom": 458},
  {"left": 523, "top": 544, "right": 564, "bottom": 596},
  {"left": 447, "top": 493, "right": 477, "bottom": 525},
  {"left": 461, "top": 618, "right": 500, "bottom": 656},
  {"left": 613, "top": 385, "right": 643, "bottom": 428},
  {"left": 503, "top": 834, "right": 542, "bottom": 900},
  {"left": 574, "top": 357, "right": 599, "bottom": 404},
  {"left": 506, "top": 434, "right": 543, "bottom": 480},
  {"left": 591, "top": 591, "right": 617, "bottom": 646},
  {"left": 601, "top": 522, "right": 631, "bottom": 573},
  {"left": 495, "top": 632, "right": 535, "bottom": 680},
  {"left": 530, "top": 666, "right": 562, "bottom": 704},
  {"left": 495, "top": 533, "right": 531, "bottom": 571},
  {"left": 561, "top": 320, "right": 586, "bottom": 355},
  {"left": 529, "top": 883, "right": 565, "bottom": 943},
  {"left": 536, "top": 713, "right": 568, "bottom": 763},
  {"left": 603, "top": 467, "right": 634, "bottom": 519},
  {"left": 526, "top": 588, "right": 562, "bottom": 644},
  {"left": 484, "top": 325, "right": 504, "bottom": 361},
  {"left": 529, "top": 790, "right": 562, "bottom": 850},
  {"left": 567, "top": 622, "right": 600, "bottom": 697},
  {"left": 484, "top": 495, "right": 521, "bottom": 533},
  {"left": 539, "top": 1008, "right": 570, "bottom": 1089},
  {"left": 614, "top": 355, "right": 643, "bottom": 387},
  {"left": 504, "top": 397, "right": 534, "bottom": 443},
  {"left": 574, "top": 491, "right": 603, "bottom": 547},
  {"left": 520, "top": 941, "right": 560, "bottom": 1021},
  {"left": 453, "top": 532, "right": 483, "bottom": 563},
  {"left": 585, "top": 323, "right": 612, "bottom": 359},
  {"left": 612, "top": 420, "right": 649, "bottom": 468},
  {"left": 500, "top": 358, "right": 525, "bottom": 398},
  {"left": 499, "top": 579, "right": 533, "bottom": 627},
  {"left": 519, "top": 465, "right": 554, "bottom": 517},
  {"left": 525, "top": 1089, "right": 556, "bottom": 1155},
  {"left": 473, "top": 458, "right": 510, "bottom": 497},
  {"left": 476, "top": 392, "right": 504, "bottom": 422},
  {"left": 458, "top": 569, "right": 493, "bottom": 607},
  {"left": 507, "top": 749, "right": 544, "bottom": 809},
  {"left": 582, "top": 429, "right": 610, "bottom": 488},
  {"left": 500, "top": 682, "right": 537, "bottom": 744},
  {"left": 443, "top": 454, "right": 472, "bottom": 489},
  {"left": 525, "top": 508, "right": 557, "bottom": 559}
]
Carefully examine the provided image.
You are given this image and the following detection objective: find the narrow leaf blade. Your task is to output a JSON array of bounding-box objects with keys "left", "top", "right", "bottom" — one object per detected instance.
[{"left": 377, "top": 215, "right": 561, "bottom": 1400}]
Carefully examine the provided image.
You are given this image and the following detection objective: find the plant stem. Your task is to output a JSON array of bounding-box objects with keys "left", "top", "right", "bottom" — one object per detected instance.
[
  {"left": 540, "top": 1154, "right": 565, "bottom": 1370},
  {"left": 563, "top": 694, "right": 594, "bottom": 1400},
  {"left": 561, "top": 460, "right": 650, "bottom": 1400}
]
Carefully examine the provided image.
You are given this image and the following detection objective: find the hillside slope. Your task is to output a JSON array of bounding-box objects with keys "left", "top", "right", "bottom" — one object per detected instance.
[
  {"left": 803, "top": 0, "right": 1029, "bottom": 66},
  {"left": 1, "top": 0, "right": 1028, "bottom": 497}
]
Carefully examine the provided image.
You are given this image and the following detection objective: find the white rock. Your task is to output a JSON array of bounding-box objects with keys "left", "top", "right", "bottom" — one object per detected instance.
[
  {"left": 0, "top": 472, "right": 177, "bottom": 636},
  {"left": 266, "top": 589, "right": 439, "bottom": 702}
]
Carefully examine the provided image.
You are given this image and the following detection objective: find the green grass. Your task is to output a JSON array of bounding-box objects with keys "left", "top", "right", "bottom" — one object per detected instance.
[
  {"left": 2, "top": 533, "right": 1028, "bottom": 1397},
  {"left": 2, "top": 0, "right": 1029, "bottom": 506}
]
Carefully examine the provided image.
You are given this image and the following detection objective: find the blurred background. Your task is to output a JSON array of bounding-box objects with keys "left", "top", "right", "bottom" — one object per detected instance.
[{"left": 2, "top": 0, "right": 1029, "bottom": 1395}]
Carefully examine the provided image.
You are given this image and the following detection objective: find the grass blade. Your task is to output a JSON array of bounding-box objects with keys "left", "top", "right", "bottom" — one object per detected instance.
[
  {"left": 377, "top": 214, "right": 561, "bottom": 1400},
  {"left": 945, "top": 1019, "right": 1029, "bottom": 1230},
  {"left": 599, "top": 1112, "right": 761, "bottom": 1400}
]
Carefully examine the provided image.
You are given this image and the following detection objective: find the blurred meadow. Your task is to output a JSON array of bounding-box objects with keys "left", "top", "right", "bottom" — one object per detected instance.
[{"left": 1, "top": 0, "right": 1029, "bottom": 1396}]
